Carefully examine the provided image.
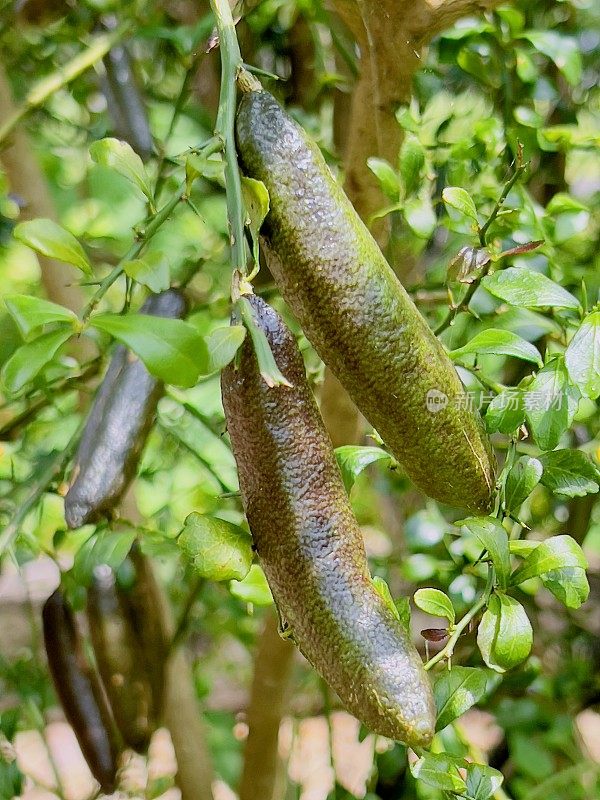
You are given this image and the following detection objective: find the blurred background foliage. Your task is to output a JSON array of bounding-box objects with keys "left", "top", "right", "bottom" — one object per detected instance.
[{"left": 0, "top": 0, "right": 598, "bottom": 799}]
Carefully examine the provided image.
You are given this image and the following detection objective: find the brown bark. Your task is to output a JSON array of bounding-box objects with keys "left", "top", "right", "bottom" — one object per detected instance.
[
  {"left": 320, "top": 0, "right": 507, "bottom": 442},
  {"left": 330, "top": 0, "right": 508, "bottom": 238},
  {"left": 238, "top": 611, "right": 295, "bottom": 800}
]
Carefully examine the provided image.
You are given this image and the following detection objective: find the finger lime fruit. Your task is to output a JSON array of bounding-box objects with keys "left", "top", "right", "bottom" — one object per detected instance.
[
  {"left": 42, "top": 589, "right": 120, "bottom": 792},
  {"left": 235, "top": 88, "right": 496, "bottom": 513},
  {"left": 87, "top": 565, "right": 157, "bottom": 753},
  {"left": 221, "top": 294, "right": 435, "bottom": 747},
  {"left": 65, "top": 289, "right": 186, "bottom": 528}
]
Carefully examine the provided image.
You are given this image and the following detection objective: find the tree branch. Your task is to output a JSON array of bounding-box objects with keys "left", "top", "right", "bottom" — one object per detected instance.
[
  {"left": 238, "top": 611, "right": 295, "bottom": 800},
  {"left": 329, "top": 0, "right": 508, "bottom": 247}
]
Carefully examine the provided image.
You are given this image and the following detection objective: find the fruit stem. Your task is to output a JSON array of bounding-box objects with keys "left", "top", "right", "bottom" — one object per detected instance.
[
  {"left": 209, "top": 0, "right": 248, "bottom": 279},
  {"left": 424, "top": 568, "right": 494, "bottom": 671}
]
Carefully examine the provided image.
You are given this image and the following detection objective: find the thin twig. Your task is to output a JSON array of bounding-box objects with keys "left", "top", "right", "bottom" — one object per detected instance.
[
  {"left": 81, "top": 187, "right": 185, "bottom": 321},
  {"left": 154, "top": 54, "right": 205, "bottom": 203},
  {"left": 0, "top": 25, "right": 130, "bottom": 145},
  {"left": 478, "top": 159, "right": 527, "bottom": 247},
  {"left": 169, "top": 577, "right": 206, "bottom": 652},
  {"left": 424, "top": 568, "right": 494, "bottom": 671},
  {"left": 436, "top": 157, "right": 528, "bottom": 336},
  {"left": 0, "top": 424, "right": 82, "bottom": 555},
  {"left": 210, "top": 0, "right": 248, "bottom": 276}
]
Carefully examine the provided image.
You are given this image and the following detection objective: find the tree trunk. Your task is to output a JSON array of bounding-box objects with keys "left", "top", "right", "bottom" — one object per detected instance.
[{"left": 238, "top": 611, "right": 295, "bottom": 800}]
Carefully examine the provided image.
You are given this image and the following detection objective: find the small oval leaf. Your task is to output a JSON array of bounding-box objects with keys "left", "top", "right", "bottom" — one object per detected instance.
[
  {"left": 90, "top": 138, "right": 154, "bottom": 202},
  {"left": 89, "top": 313, "right": 208, "bottom": 388},
  {"left": 482, "top": 267, "right": 580, "bottom": 310},
  {"left": 450, "top": 329, "right": 542, "bottom": 366},
  {"left": 414, "top": 588, "right": 455, "bottom": 624},
  {"left": 14, "top": 219, "right": 91, "bottom": 275},
  {"left": 205, "top": 325, "right": 246, "bottom": 374},
  {"left": 442, "top": 186, "right": 478, "bottom": 223},
  {"left": 179, "top": 513, "right": 253, "bottom": 582},
  {"left": 1, "top": 328, "right": 73, "bottom": 394},
  {"left": 4, "top": 295, "right": 77, "bottom": 339}
]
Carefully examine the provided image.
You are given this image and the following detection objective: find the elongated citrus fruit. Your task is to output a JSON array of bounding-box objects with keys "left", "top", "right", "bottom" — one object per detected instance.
[
  {"left": 222, "top": 294, "right": 435, "bottom": 746},
  {"left": 236, "top": 88, "right": 496, "bottom": 513}
]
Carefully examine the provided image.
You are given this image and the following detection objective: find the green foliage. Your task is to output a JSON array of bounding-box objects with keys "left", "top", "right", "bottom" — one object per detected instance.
[
  {"left": 434, "top": 667, "right": 489, "bottom": 731},
  {"left": 13, "top": 219, "right": 92, "bottom": 275},
  {"left": 0, "top": 0, "right": 598, "bottom": 797},
  {"left": 89, "top": 313, "right": 209, "bottom": 387},
  {"left": 178, "top": 512, "right": 253, "bottom": 582}
]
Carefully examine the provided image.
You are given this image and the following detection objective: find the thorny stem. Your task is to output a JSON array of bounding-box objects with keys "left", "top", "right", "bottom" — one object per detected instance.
[
  {"left": 153, "top": 55, "right": 205, "bottom": 203},
  {"left": 435, "top": 156, "right": 528, "bottom": 336},
  {"left": 478, "top": 155, "right": 527, "bottom": 247},
  {"left": 81, "top": 186, "right": 185, "bottom": 321},
  {"left": 424, "top": 568, "right": 494, "bottom": 671},
  {"left": 0, "top": 359, "right": 102, "bottom": 439},
  {"left": 209, "top": 0, "right": 247, "bottom": 277},
  {"left": 0, "top": 26, "right": 130, "bottom": 145}
]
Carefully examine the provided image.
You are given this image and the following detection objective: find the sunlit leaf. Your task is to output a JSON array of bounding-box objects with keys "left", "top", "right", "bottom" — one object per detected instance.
[{"left": 14, "top": 219, "right": 92, "bottom": 275}]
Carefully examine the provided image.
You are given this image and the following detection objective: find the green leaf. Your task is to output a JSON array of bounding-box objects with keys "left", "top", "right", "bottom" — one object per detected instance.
[
  {"left": 541, "top": 566, "right": 589, "bottom": 609},
  {"left": 72, "top": 529, "right": 136, "bottom": 587},
  {"left": 4, "top": 294, "right": 77, "bottom": 339},
  {"left": 539, "top": 449, "right": 600, "bottom": 498},
  {"left": 522, "top": 31, "right": 582, "bottom": 86},
  {"left": 450, "top": 329, "right": 542, "bottom": 366},
  {"left": 204, "top": 325, "right": 246, "bottom": 374},
  {"left": 13, "top": 219, "right": 91, "bottom": 275},
  {"left": 414, "top": 588, "right": 455, "bottom": 624},
  {"left": 485, "top": 389, "right": 525, "bottom": 434},
  {"left": 229, "top": 564, "right": 273, "bottom": 606},
  {"left": 404, "top": 195, "right": 436, "bottom": 238},
  {"left": 1, "top": 328, "right": 72, "bottom": 394},
  {"left": 179, "top": 513, "right": 253, "bottom": 582},
  {"left": 123, "top": 253, "right": 170, "bottom": 293},
  {"left": 410, "top": 752, "right": 467, "bottom": 794},
  {"left": 372, "top": 576, "right": 401, "bottom": 621},
  {"left": 482, "top": 267, "right": 580, "bottom": 310},
  {"left": 565, "top": 311, "right": 600, "bottom": 400},
  {"left": 509, "top": 540, "right": 539, "bottom": 557},
  {"left": 238, "top": 297, "right": 292, "bottom": 388},
  {"left": 477, "top": 594, "right": 532, "bottom": 672},
  {"left": 90, "top": 138, "right": 154, "bottom": 202},
  {"left": 367, "top": 158, "right": 400, "bottom": 200},
  {"left": 524, "top": 358, "right": 580, "bottom": 451},
  {"left": 185, "top": 152, "right": 225, "bottom": 189},
  {"left": 465, "top": 763, "right": 504, "bottom": 800},
  {"left": 510, "top": 534, "right": 587, "bottom": 585},
  {"left": 159, "top": 408, "right": 238, "bottom": 492},
  {"left": 394, "top": 596, "right": 411, "bottom": 635},
  {"left": 504, "top": 456, "right": 543, "bottom": 511},
  {"left": 90, "top": 313, "right": 208, "bottom": 388},
  {"left": 458, "top": 517, "right": 510, "bottom": 590},
  {"left": 442, "top": 186, "right": 478, "bottom": 224},
  {"left": 398, "top": 134, "right": 425, "bottom": 197},
  {"left": 434, "top": 667, "right": 489, "bottom": 731},
  {"left": 241, "top": 176, "right": 270, "bottom": 265},
  {"left": 334, "top": 445, "right": 391, "bottom": 493}
]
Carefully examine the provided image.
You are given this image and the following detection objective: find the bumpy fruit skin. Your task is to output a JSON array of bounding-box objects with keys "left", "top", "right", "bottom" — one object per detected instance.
[
  {"left": 120, "top": 544, "right": 168, "bottom": 718},
  {"left": 65, "top": 290, "right": 186, "bottom": 528},
  {"left": 42, "top": 589, "right": 120, "bottom": 793},
  {"left": 235, "top": 90, "right": 496, "bottom": 513},
  {"left": 87, "top": 566, "right": 157, "bottom": 753},
  {"left": 221, "top": 295, "right": 435, "bottom": 747}
]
